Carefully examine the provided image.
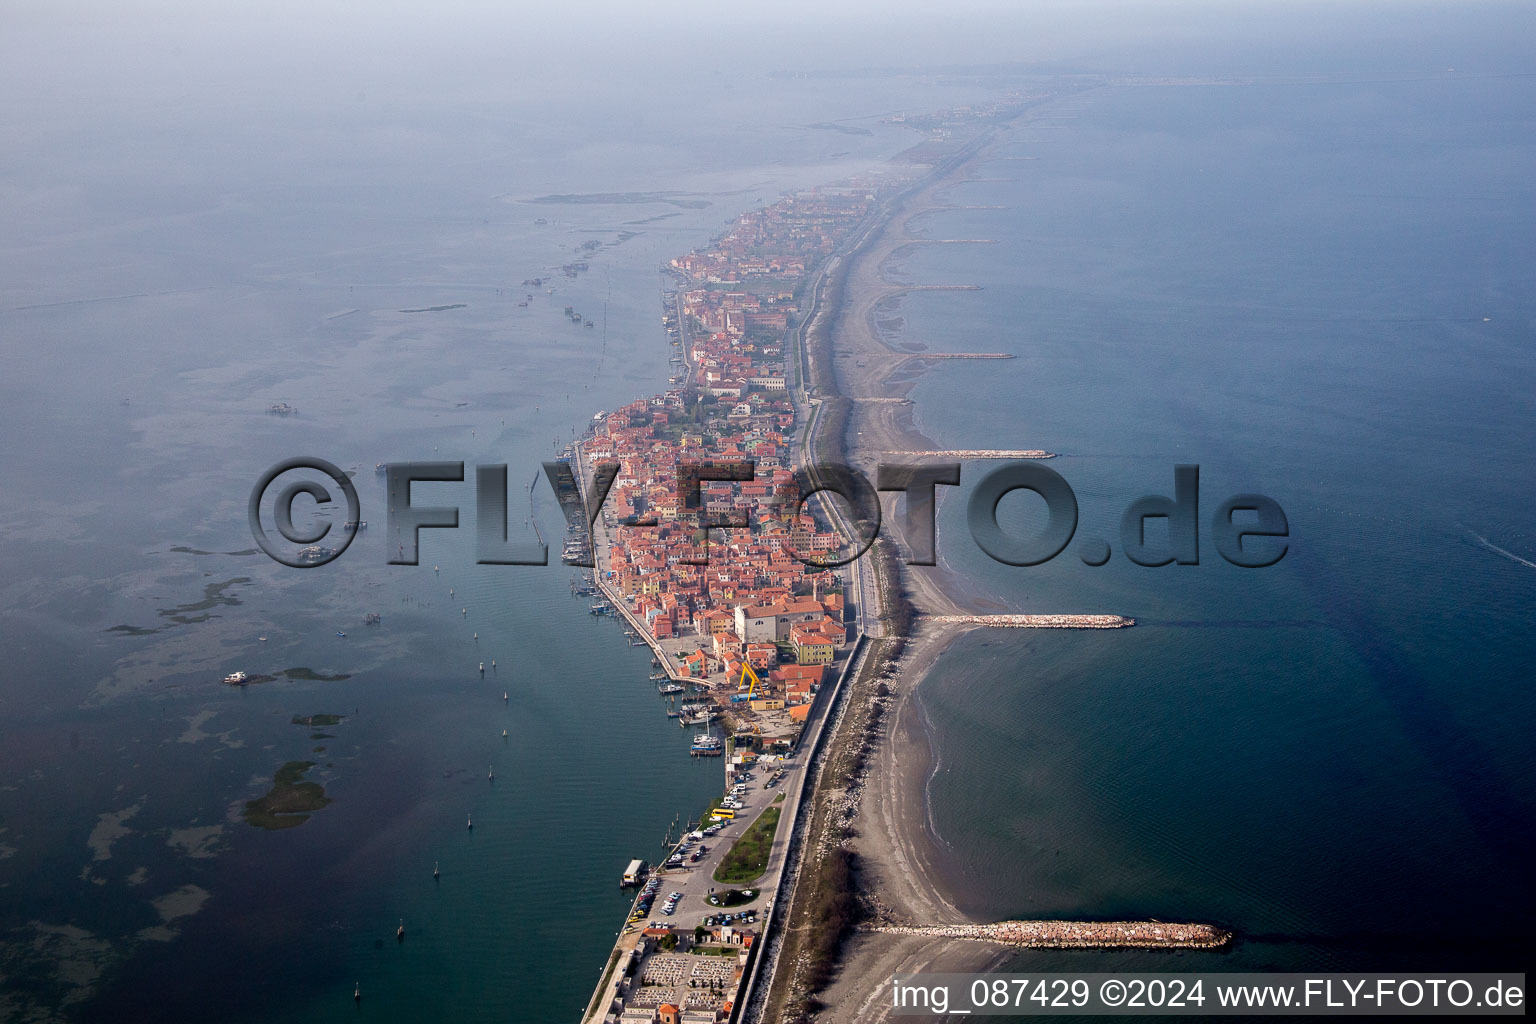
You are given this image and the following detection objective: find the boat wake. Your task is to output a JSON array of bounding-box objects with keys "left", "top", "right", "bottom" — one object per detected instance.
[{"left": 1467, "top": 529, "right": 1536, "bottom": 570}]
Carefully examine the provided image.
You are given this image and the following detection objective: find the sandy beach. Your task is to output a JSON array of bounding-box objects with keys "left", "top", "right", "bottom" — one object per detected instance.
[{"left": 803, "top": 146, "right": 1030, "bottom": 1021}]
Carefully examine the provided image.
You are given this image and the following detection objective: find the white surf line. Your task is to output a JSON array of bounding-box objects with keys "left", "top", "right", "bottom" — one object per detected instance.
[{"left": 914, "top": 683, "right": 954, "bottom": 852}]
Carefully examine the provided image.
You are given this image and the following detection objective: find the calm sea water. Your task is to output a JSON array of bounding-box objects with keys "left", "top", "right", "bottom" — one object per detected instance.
[
  {"left": 0, "top": 33, "right": 989, "bottom": 1021},
  {"left": 896, "top": 68, "right": 1536, "bottom": 971}
]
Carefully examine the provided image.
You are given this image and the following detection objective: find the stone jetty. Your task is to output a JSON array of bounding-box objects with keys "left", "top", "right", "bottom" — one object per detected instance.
[
  {"left": 867, "top": 919, "right": 1229, "bottom": 950},
  {"left": 929, "top": 614, "right": 1134, "bottom": 629}
]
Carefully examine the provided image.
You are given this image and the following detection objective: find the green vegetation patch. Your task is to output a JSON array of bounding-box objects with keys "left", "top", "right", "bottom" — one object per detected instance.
[
  {"left": 713, "top": 806, "right": 781, "bottom": 885},
  {"left": 243, "top": 760, "right": 331, "bottom": 831},
  {"left": 706, "top": 888, "right": 760, "bottom": 908},
  {"left": 800, "top": 847, "right": 862, "bottom": 994}
]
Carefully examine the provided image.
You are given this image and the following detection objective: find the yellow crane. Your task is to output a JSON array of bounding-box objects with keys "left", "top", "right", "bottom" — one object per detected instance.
[
  {"left": 738, "top": 660, "right": 761, "bottom": 696},
  {"left": 738, "top": 661, "right": 767, "bottom": 738}
]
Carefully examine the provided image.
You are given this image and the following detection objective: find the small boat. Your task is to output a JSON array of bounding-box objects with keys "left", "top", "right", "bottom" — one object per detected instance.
[
  {"left": 433, "top": 861, "right": 440, "bottom": 880},
  {"left": 502, "top": 691, "right": 508, "bottom": 701},
  {"left": 479, "top": 662, "right": 485, "bottom": 673},
  {"left": 467, "top": 815, "right": 473, "bottom": 830},
  {"left": 223, "top": 670, "right": 249, "bottom": 686},
  {"left": 490, "top": 659, "right": 496, "bottom": 669},
  {"left": 501, "top": 729, "right": 508, "bottom": 739},
  {"left": 355, "top": 983, "right": 361, "bottom": 1003},
  {"left": 257, "top": 635, "right": 267, "bottom": 642},
  {"left": 488, "top": 765, "right": 494, "bottom": 781},
  {"left": 337, "top": 631, "right": 346, "bottom": 638},
  {"left": 691, "top": 712, "right": 724, "bottom": 756},
  {"left": 397, "top": 919, "right": 405, "bottom": 942},
  {"left": 473, "top": 632, "right": 478, "bottom": 640}
]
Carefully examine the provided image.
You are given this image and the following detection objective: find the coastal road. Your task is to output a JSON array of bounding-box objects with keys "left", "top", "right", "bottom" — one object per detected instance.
[{"left": 785, "top": 138, "right": 996, "bottom": 639}]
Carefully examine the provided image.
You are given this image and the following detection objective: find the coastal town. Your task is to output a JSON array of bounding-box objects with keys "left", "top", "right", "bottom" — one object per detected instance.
[
  {"left": 574, "top": 97, "right": 1197, "bottom": 1024},
  {"left": 573, "top": 179, "right": 911, "bottom": 752},
  {"left": 575, "top": 170, "right": 906, "bottom": 1024}
]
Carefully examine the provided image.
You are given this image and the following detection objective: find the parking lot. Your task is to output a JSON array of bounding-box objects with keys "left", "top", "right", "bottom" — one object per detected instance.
[{"left": 623, "top": 757, "right": 795, "bottom": 936}]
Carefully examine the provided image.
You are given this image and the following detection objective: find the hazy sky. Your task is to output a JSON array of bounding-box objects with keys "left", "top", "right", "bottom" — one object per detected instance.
[{"left": 7, "top": 0, "right": 1533, "bottom": 93}]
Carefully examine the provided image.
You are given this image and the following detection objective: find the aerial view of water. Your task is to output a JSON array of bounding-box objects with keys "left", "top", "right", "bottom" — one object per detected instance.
[
  {"left": 3, "top": 5, "right": 1533, "bottom": 1021},
  {"left": 896, "top": 47, "right": 1536, "bottom": 972},
  {"left": 0, "top": 24, "right": 992, "bottom": 1021}
]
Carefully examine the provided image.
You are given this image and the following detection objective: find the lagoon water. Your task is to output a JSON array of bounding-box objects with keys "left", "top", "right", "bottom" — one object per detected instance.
[
  {"left": 2, "top": 9, "right": 1534, "bottom": 1022},
  {"left": 0, "top": 35, "right": 968, "bottom": 1021}
]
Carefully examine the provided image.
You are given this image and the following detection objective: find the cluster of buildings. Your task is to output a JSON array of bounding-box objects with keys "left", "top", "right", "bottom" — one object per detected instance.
[
  {"left": 588, "top": 393, "right": 850, "bottom": 742},
  {"left": 604, "top": 925, "right": 760, "bottom": 1024},
  {"left": 586, "top": 100, "right": 1047, "bottom": 1024},
  {"left": 668, "top": 187, "right": 875, "bottom": 288},
  {"left": 583, "top": 185, "right": 896, "bottom": 746}
]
